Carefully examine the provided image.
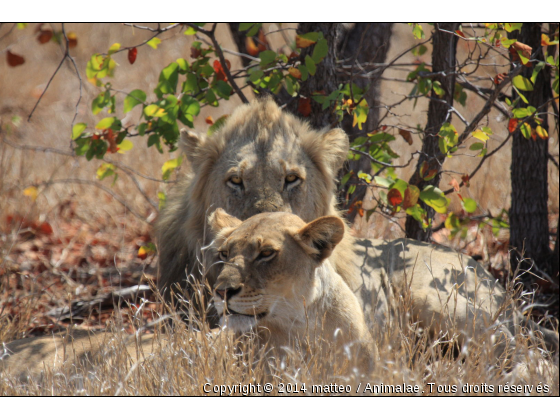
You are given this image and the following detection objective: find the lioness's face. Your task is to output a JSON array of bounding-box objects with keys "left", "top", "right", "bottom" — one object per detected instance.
[{"left": 209, "top": 210, "right": 343, "bottom": 333}]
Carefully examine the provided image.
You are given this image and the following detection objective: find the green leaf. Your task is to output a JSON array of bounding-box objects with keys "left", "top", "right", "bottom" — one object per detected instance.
[
  {"left": 419, "top": 185, "right": 449, "bottom": 214},
  {"left": 432, "top": 81, "right": 445, "bottom": 97},
  {"left": 96, "top": 163, "right": 115, "bottom": 181},
  {"left": 406, "top": 204, "right": 428, "bottom": 229},
  {"left": 340, "top": 171, "right": 353, "bottom": 186},
  {"left": 305, "top": 55, "right": 317, "bottom": 76},
  {"left": 147, "top": 37, "right": 161, "bottom": 49},
  {"left": 520, "top": 122, "right": 531, "bottom": 139},
  {"left": 215, "top": 80, "right": 232, "bottom": 99},
  {"left": 249, "top": 69, "right": 264, "bottom": 82},
  {"left": 259, "top": 50, "right": 277, "bottom": 67},
  {"left": 96, "top": 117, "right": 115, "bottom": 130},
  {"left": 512, "top": 107, "right": 530, "bottom": 118},
  {"left": 72, "top": 123, "right": 87, "bottom": 140},
  {"left": 531, "top": 61, "right": 545, "bottom": 84},
  {"left": 207, "top": 115, "right": 229, "bottom": 136},
  {"left": 374, "top": 176, "right": 392, "bottom": 188},
  {"left": 513, "top": 86, "right": 529, "bottom": 104},
  {"left": 158, "top": 191, "right": 167, "bottom": 210},
  {"left": 155, "top": 62, "right": 179, "bottom": 98},
  {"left": 481, "top": 126, "right": 493, "bottom": 135},
  {"left": 469, "top": 142, "right": 485, "bottom": 151},
  {"left": 17, "top": 23, "right": 28, "bottom": 30},
  {"left": 162, "top": 156, "right": 183, "bottom": 180},
  {"left": 123, "top": 89, "right": 147, "bottom": 113},
  {"left": 462, "top": 197, "right": 477, "bottom": 213},
  {"left": 108, "top": 43, "right": 121, "bottom": 55},
  {"left": 144, "top": 104, "right": 166, "bottom": 118},
  {"left": 504, "top": 23, "right": 523, "bottom": 33},
  {"left": 411, "top": 23, "right": 424, "bottom": 39},
  {"left": 148, "top": 134, "right": 163, "bottom": 153},
  {"left": 311, "top": 38, "right": 328, "bottom": 63},
  {"left": 352, "top": 99, "right": 369, "bottom": 130},
  {"left": 512, "top": 75, "right": 533, "bottom": 91},
  {"left": 176, "top": 58, "right": 189, "bottom": 73},
  {"left": 298, "top": 64, "right": 309, "bottom": 82}
]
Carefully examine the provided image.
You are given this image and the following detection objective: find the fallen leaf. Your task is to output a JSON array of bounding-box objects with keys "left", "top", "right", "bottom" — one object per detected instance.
[
  {"left": 7, "top": 50, "right": 25, "bottom": 67},
  {"left": 399, "top": 129, "right": 413, "bottom": 145},
  {"left": 38, "top": 222, "right": 53, "bottom": 235},
  {"left": 128, "top": 47, "right": 137, "bottom": 64}
]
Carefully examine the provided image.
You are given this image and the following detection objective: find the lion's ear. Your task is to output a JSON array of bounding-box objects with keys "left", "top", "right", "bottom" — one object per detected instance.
[
  {"left": 208, "top": 208, "right": 242, "bottom": 237},
  {"left": 321, "top": 128, "right": 349, "bottom": 173},
  {"left": 180, "top": 129, "right": 205, "bottom": 166},
  {"left": 294, "top": 216, "right": 345, "bottom": 262}
]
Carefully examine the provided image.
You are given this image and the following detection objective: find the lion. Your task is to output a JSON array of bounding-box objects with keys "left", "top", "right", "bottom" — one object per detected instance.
[{"left": 208, "top": 208, "right": 377, "bottom": 372}]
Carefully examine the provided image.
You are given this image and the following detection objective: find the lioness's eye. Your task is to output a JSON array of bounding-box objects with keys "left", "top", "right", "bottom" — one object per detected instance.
[
  {"left": 218, "top": 250, "right": 228, "bottom": 261},
  {"left": 285, "top": 174, "right": 298, "bottom": 183},
  {"left": 230, "top": 175, "right": 242, "bottom": 185},
  {"left": 258, "top": 250, "right": 276, "bottom": 260}
]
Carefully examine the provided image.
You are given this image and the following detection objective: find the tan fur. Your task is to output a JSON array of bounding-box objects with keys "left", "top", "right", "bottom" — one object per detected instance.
[
  {"left": 156, "top": 97, "right": 355, "bottom": 307},
  {"left": 208, "top": 209, "right": 376, "bottom": 372}
]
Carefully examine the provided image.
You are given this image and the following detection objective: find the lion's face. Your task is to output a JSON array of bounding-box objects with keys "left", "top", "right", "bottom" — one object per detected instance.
[
  {"left": 208, "top": 209, "right": 344, "bottom": 333},
  {"left": 181, "top": 98, "right": 349, "bottom": 224}
]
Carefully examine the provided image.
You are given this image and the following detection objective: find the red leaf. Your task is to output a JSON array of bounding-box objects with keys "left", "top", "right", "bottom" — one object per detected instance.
[
  {"left": 461, "top": 174, "right": 470, "bottom": 187},
  {"left": 37, "top": 29, "right": 53, "bottom": 44},
  {"left": 508, "top": 118, "right": 519, "bottom": 133},
  {"left": 205, "top": 116, "right": 214, "bottom": 125},
  {"left": 104, "top": 129, "right": 118, "bottom": 153},
  {"left": 190, "top": 46, "right": 201, "bottom": 59},
  {"left": 398, "top": 129, "right": 413, "bottom": 145},
  {"left": 128, "top": 47, "right": 137, "bottom": 64},
  {"left": 7, "top": 50, "right": 25, "bottom": 67},
  {"left": 387, "top": 188, "right": 403, "bottom": 207},
  {"left": 493, "top": 73, "right": 507, "bottom": 85},
  {"left": 257, "top": 29, "right": 269, "bottom": 52},
  {"left": 213, "top": 59, "right": 231, "bottom": 82},
  {"left": 298, "top": 97, "right": 312, "bottom": 117},
  {"left": 455, "top": 30, "right": 466, "bottom": 38}
]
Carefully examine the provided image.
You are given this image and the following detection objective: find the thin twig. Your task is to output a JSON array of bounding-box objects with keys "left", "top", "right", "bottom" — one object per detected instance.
[
  {"left": 61, "top": 24, "right": 83, "bottom": 151},
  {"left": 350, "top": 147, "right": 418, "bottom": 168}
]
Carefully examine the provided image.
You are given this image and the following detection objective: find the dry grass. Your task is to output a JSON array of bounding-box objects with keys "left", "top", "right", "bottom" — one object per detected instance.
[{"left": 0, "top": 23, "right": 558, "bottom": 396}]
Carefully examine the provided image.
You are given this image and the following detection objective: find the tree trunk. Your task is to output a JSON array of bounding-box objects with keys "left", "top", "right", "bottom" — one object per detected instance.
[
  {"left": 405, "top": 23, "right": 459, "bottom": 241},
  {"left": 286, "top": 23, "right": 343, "bottom": 128},
  {"left": 339, "top": 23, "right": 394, "bottom": 221},
  {"left": 227, "top": 23, "right": 254, "bottom": 69},
  {"left": 508, "top": 23, "right": 552, "bottom": 285}
]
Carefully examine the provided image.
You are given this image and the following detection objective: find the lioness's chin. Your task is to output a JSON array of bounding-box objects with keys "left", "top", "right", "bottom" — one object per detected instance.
[{"left": 220, "top": 315, "right": 258, "bottom": 333}]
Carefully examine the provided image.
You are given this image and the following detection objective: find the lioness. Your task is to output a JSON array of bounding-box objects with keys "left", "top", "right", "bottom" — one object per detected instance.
[{"left": 208, "top": 208, "right": 376, "bottom": 372}]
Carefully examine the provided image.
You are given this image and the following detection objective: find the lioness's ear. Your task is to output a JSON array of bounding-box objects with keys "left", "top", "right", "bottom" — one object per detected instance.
[
  {"left": 180, "top": 128, "right": 205, "bottom": 166},
  {"left": 294, "top": 216, "right": 345, "bottom": 262},
  {"left": 208, "top": 208, "right": 242, "bottom": 237},
  {"left": 321, "top": 128, "right": 349, "bottom": 173}
]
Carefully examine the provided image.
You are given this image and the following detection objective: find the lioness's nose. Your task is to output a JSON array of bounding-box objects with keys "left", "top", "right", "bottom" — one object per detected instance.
[{"left": 215, "top": 287, "right": 242, "bottom": 301}]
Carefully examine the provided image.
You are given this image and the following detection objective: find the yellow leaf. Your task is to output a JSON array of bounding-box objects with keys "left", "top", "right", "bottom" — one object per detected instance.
[
  {"left": 472, "top": 129, "right": 489, "bottom": 142},
  {"left": 117, "top": 139, "right": 133, "bottom": 153},
  {"left": 162, "top": 156, "right": 183, "bottom": 180},
  {"left": 295, "top": 35, "right": 317, "bottom": 48},
  {"left": 535, "top": 126, "right": 548, "bottom": 139},
  {"left": 23, "top": 186, "right": 38, "bottom": 201}
]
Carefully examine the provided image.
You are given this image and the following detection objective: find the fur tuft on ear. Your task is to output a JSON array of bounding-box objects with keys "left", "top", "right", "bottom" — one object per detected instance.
[
  {"left": 294, "top": 216, "right": 345, "bottom": 262},
  {"left": 179, "top": 129, "right": 204, "bottom": 166},
  {"left": 320, "top": 128, "right": 349, "bottom": 173},
  {"left": 208, "top": 208, "right": 242, "bottom": 237}
]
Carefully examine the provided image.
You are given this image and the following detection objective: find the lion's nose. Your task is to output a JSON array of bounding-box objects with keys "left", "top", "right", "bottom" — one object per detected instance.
[{"left": 215, "top": 287, "right": 242, "bottom": 301}]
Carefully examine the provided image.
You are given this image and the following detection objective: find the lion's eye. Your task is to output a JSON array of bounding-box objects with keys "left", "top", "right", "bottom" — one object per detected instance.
[
  {"left": 258, "top": 249, "right": 276, "bottom": 260},
  {"left": 285, "top": 174, "right": 298, "bottom": 183},
  {"left": 230, "top": 175, "right": 242, "bottom": 185},
  {"left": 218, "top": 250, "right": 228, "bottom": 261}
]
